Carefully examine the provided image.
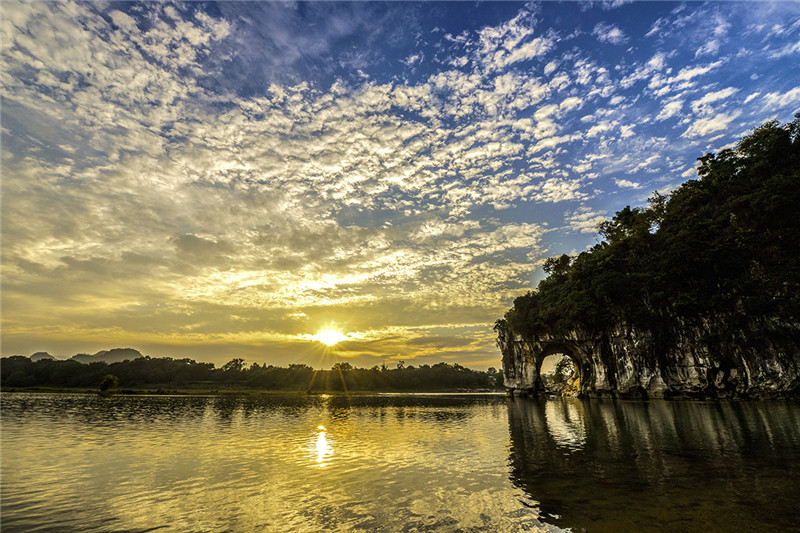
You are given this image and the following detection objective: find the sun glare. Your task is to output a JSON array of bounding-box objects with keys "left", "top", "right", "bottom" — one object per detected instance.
[
  {"left": 312, "top": 329, "right": 348, "bottom": 346},
  {"left": 313, "top": 425, "right": 334, "bottom": 466}
]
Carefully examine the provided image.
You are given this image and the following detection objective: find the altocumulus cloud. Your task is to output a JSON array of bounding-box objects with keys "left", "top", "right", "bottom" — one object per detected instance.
[{"left": 1, "top": 1, "right": 799, "bottom": 367}]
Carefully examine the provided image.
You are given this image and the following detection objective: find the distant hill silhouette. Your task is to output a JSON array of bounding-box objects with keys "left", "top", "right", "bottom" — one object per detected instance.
[
  {"left": 70, "top": 348, "right": 143, "bottom": 364},
  {"left": 30, "top": 352, "right": 55, "bottom": 362}
]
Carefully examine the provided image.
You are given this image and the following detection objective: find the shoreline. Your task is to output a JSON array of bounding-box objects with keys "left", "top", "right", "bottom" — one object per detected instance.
[
  {"left": 0, "top": 386, "right": 506, "bottom": 396},
  {"left": 1, "top": 386, "right": 796, "bottom": 401}
]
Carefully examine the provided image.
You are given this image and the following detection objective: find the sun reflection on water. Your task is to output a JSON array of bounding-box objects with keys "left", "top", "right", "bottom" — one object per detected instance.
[{"left": 313, "top": 425, "right": 334, "bottom": 467}]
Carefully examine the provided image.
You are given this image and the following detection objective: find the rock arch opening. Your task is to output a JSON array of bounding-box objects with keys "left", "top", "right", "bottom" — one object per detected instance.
[
  {"left": 540, "top": 353, "right": 580, "bottom": 396},
  {"left": 498, "top": 330, "right": 600, "bottom": 398}
]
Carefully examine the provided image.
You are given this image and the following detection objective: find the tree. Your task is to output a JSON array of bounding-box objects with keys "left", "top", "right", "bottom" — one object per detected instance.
[
  {"left": 99, "top": 374, "right": 119, "bottom": 391},
  {"left": 543, "top": 254, "right": 572, "bottom": 277},
  {"left": 551, "top": 357, "right": 574, "bottom": 384},
  {"left": 221, "top": 358, "right": 245, "bottom": 373},
  {"left": 597, "top": 205, "right": 652, "bottom": 243}
]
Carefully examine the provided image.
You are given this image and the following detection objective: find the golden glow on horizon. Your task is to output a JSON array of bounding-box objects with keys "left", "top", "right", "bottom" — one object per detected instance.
[{"left": 310, "top": 329, "right": 348, "bottom": 346}]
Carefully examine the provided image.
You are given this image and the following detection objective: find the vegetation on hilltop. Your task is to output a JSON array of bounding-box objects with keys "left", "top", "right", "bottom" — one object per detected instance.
[{"left": 500, "top": 116, "right": 800, "bottom": 340}]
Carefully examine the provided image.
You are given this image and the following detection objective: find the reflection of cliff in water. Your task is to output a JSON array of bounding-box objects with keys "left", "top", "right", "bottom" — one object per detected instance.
[{"left": 507, "top": 398, "right": 800, "bottom": 533}]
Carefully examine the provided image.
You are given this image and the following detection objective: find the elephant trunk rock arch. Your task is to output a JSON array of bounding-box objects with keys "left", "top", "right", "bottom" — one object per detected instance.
[
  {"left": 496, "top": 319, "right": 800, "bottom": 399},
  {"left": 499, "top": 329, "right": 621, "bottom": 399}
]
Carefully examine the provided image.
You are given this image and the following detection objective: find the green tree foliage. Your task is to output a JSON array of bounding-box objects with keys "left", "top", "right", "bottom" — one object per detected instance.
[
  {"left": 99, "top": 374, "right": 119, "bottom": 391},
  {"left": 542, "top": 254, "right": 572, "bottom": 278},
  {"left": 220, "top": 358, "right": 246, "bottom": 383},
  {"left": 501, "top": 116, "right": 800, "bottom": 339},
  {"left": 550, "top": 357, "right": 575, "bottom": 384}
]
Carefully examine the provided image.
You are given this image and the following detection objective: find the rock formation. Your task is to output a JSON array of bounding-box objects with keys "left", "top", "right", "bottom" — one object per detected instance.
[{"left": 497, "top": 316, "right": 800, "bottom": 399}]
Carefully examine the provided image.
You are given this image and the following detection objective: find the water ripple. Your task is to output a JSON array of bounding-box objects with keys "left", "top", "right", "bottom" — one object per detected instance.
[{"left": 4, "top": 393, "right": 798, "bottom": 532}]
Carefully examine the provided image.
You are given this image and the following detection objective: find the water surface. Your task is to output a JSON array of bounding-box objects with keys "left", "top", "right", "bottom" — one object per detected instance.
[
  {"left": 2, "top": 393, "right": 798, "bottom": 532},
  {"left": 507, "top": 397, "right": 800, "bottom": 532}
]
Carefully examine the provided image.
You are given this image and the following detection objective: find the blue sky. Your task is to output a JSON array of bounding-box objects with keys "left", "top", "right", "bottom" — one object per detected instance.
[{"left": 2, "top": 1, "right": 799, "bottom": 368}]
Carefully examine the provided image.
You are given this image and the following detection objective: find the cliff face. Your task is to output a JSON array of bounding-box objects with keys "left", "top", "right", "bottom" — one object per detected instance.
[{"left": 498, "top": 315, "right": 800, "bottom": 399}]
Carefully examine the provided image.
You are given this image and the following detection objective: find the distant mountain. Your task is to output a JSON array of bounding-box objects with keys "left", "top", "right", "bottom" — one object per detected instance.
[
  {"left": 30, "top": 352, "right": 55, "bottom": 361},
  {"left": 71, "top": 348, "right": 143, "bottom": 364}
]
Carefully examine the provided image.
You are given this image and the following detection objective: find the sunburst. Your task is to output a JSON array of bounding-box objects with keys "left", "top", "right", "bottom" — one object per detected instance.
[{"left": 311, "top": 329, "right": 348, "bottom": 346}]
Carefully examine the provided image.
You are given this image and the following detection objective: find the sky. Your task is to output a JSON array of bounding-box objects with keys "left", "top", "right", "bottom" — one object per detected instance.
[{"left": 2, "top": 1, "right": 799, "bottom": 369}]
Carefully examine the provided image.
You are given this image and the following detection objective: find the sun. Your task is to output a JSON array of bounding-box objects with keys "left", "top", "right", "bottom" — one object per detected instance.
[{"left": 312, "top": 329, "right": 348, "bottom": 346}]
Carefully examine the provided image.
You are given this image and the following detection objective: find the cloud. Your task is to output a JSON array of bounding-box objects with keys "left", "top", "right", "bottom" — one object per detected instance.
[
  {"left": 533, "top": 177, "right": 587, "bottom": 203},
  {"left": 768, "top": 39, "right": 800, "bottom": 59},
  {"left": 593, "top": 23, "right": 628, "bottom": 45},
  {"left": 744, "top": 92, "right": 761, "bottom": 104},
  {"left": 402, "top": 53, "right": 423, "bottom": 66},
  {"left": 619, "top": 124, "right": 636, "bottom": 138},
  {"left": 500, "top": 37, "right": 554, "bottom": 67},
  {"left": 694, "top": 13, "right": 731, "bottom": 57},
  {"left": 628, "top": 56, "right": 724, "bottom": 98},
  {"left": 681, "top": 166, "right": 698, "bottom": 178},
  {"left": 695, "top": 39, "right": 720, "bottom": 57},
  {"left": 762, "top": 87, "right": 800, "bottom": 110},
  {"left": 586, "top": 121, "right": 615, "bottom": 138},
  {"left": 656, "top": 99, "right": 683, "bottom": 121},
  {"left": 710, "top": 13, "right": 731, "bottom": 37},
  {"left": 613, "top": 178, "right": 643, "bottom": 189},
  {"left": 528, "top": 134, "right": 581, "bottom": 155},
  {"left": 629, "top": 154, "right": 660, "bottom": 174},
  {"left": 690, "top": 87, "right": 738, "bottom": 115},
  {"left": 672, "top": 61, "right": 723, "bottom": 83},
  {"left": 474, "top": 5, "right": 553, "bottom": 71},
  {"left": 565, "top": 207, "right": 608, "bottom": 233},
  {"left": 620, "top": 51, "right": 667, "bottom": 89},
  {"left": 682, "top": 110, "right": 743, "bottom": 138},
  {"left": 560, "top": 96, "right": 584, "bottom": 112}
]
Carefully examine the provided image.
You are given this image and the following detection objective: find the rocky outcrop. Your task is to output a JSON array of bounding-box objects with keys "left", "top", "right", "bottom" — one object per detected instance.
[{"left": 498, "top": 315, "right": 800, "bottom": 399}]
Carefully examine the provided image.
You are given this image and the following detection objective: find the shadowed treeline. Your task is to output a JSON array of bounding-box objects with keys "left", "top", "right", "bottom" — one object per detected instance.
[{"left": 0, "top": 356, "right": 503, "bottom": 392}]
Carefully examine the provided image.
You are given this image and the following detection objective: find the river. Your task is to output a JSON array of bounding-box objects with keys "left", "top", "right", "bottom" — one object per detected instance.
[{"left": 1, "top": 392, "right": 798, "bottom": 532}]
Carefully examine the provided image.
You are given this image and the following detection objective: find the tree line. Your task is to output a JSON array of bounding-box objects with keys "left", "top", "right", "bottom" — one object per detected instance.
[{"left": 0, "top": 355, "right": 503, "bottom": 392}]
